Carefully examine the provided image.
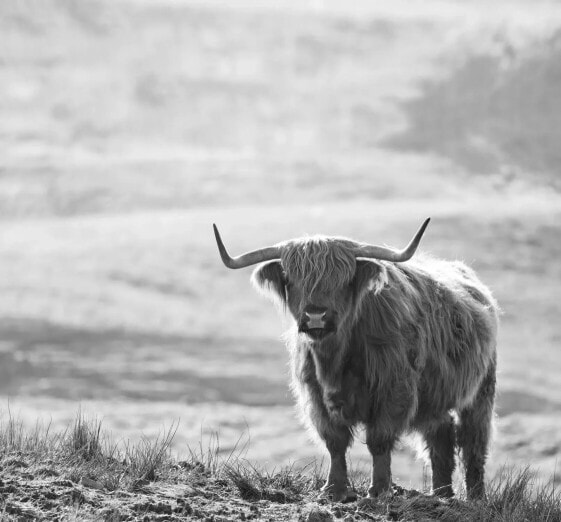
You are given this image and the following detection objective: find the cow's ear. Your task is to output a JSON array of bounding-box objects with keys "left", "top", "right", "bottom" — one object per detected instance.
[
  {"left": 354, "top": 260, "right": 388, "bottom": 297},
  {"left": 251, "top": 261, "right": 286, "bottom": 303}
]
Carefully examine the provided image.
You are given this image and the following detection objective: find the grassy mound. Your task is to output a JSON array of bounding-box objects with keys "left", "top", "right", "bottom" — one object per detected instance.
[{"left": 0, "top": 414, "right": 559, "bottom": 521}]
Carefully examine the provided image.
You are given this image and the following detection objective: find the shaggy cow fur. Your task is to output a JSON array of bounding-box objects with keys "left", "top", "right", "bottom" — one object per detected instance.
[{"left": 251, "top": 235, "right": 498, "bottom": 502}]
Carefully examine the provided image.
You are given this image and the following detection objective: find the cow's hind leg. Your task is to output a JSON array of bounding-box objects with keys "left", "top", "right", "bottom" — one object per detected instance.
[
  {"left": 424, "top": 414, "right": 456, "bottom": 498},
  {"left": 457, "top": 361, "right": 496, "bottom": 500}
]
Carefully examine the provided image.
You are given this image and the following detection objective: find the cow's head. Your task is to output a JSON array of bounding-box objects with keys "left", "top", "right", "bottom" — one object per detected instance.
[{"left": 213, "top": 219, "right": 430, "bottom": 342}]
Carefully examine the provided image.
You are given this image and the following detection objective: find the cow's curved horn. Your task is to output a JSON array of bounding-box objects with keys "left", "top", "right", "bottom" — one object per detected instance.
[
  {"left": 213, "top": 224, "right": 282, "bottom": 269},
  {"left": 354, "top": 217, "right": 430, "bottom": 262}
]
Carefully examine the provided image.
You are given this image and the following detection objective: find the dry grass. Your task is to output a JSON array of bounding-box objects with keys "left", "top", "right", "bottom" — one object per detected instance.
[
  {"left": 0, "top": 410, "right": 176, "bottom": 493},
  {"left": 389, "top": 467, "right": 561, "bottom": 521},
  {"left": 0, "top": 410, "right": 560, "bottom": 520},
  {"left": 223, "top": 460, "right": 323, "bottom": 503}
]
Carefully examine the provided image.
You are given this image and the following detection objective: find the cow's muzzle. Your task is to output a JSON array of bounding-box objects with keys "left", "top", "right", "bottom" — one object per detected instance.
[{"left": 298, "top": 307, "right": 336, "bottom": 340}]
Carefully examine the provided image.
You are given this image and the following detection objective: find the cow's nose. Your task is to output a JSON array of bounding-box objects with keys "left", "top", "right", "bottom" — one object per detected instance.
[
  {"left": 303, "top": 305, "right": 327, "bottom": 329},
  {"left": 305, "top": 312, "right": 326, "bottom": 329}
]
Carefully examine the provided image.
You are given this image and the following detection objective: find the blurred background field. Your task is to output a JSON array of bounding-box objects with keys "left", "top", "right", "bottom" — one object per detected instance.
[{"left": 1, "top": 0, "right": 560, "bottom": 489}]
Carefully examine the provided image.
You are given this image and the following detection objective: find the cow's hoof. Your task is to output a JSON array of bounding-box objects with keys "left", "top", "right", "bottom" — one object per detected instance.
[
  {"left": 319, "top": 485, "right": 357, "bottom": 503},
  {"left": 367, "top": 485, "right": 392, "bottom": 499}
]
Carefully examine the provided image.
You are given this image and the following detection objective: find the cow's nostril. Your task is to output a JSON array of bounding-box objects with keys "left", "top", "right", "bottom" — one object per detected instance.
[{"left": 305, "top": 312, "right": 326, "bottom": 329}]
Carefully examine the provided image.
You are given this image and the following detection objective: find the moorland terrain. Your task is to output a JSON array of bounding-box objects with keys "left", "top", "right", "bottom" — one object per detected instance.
[{"left": 0, "top": 0, "right": 560, "bottom": 506}]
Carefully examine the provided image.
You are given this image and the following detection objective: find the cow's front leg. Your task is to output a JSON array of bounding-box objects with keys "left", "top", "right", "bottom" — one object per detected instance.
[
  {"left": 366, "top": 432, "right": 395, "bottom": 498},
  {"left": 309, "top": 391, "right": 355, "bottom": 501},
  {"left": 320, "top": 424, "right": 356, "bottom": 502},
  {"left": 298, "top": 351, "right": 356, "bottom": 502}
]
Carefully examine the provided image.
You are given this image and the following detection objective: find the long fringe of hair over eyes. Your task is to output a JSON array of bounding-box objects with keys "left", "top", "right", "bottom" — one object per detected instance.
[{"left": 280, "top": 237, "right": 358, "bottom": 295}]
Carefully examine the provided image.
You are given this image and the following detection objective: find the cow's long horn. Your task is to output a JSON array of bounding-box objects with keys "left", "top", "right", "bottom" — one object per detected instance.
[
  {"left": 213, "top": 224, "right": 282, "bottom": 269},
  {"left": 354, "top": 217, "right": 431, "bottom": 262}
]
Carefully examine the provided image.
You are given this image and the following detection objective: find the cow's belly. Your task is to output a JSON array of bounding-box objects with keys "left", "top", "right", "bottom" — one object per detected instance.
[{"left": 411, "top": 348, "right": 492, "bottom": 429}]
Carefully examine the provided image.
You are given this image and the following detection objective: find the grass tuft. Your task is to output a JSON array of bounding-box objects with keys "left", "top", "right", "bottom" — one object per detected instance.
[
  {"left": 124, "top": 422, "right": 178, "bottom": 488},
  {"left": 186, "top": 429, "right": 223, "bottom": 476},
  {"left": 223, "top": 459, "right": 327, "bottom": 503},
  {"left": 0, "top": 411, "right": 54, "bottom": 456},
  {"left": 65, "top": 410, "right": 103, "bottom": 461},
  {"left": 484, "top": 466, "right": 561, "bottom": 521},
  {"left": 223, "top": 463, "right": 263, "bottom": 501}
]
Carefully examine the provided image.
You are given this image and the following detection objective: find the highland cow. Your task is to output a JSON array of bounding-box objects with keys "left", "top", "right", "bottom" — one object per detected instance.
[{"left": 213, "top": 219, "right": 498, "bottom": 502}]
